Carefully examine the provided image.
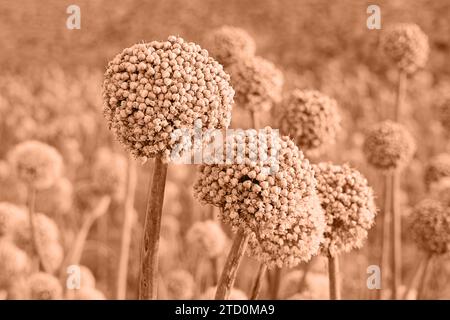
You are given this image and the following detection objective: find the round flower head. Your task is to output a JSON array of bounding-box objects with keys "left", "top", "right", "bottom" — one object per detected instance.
[
  {"left": 207, "top": 26, "right": 256, "bottom": 67},
  {"left": 381, "top": 23, "right": 429, "bottom": 74},
  {"left": 279, "top": 89, "right": 341, "bottom": 156},
  {"left": 186, "top": 220, "right": 227, "bottom": 258},
  {"left": 437, "top": 95, "right": 450, "bottom": 132},
  {"left": 103, "top": 36, "right": 235, "bottom": 162},
  {"left": 27, "top": 272, "right": 63, "bottom": 300},
  {"left": 0, "top": 161, "right": 28, "bottom": 204},
  {"left": 424, "top": 153, "right": 450, "bottom": 188},
  {"left": 7, "top": 140, "right": 63, "bottom": 190},
  {"left": 228, "top": 55, "right": 283, "bottom": 112},
  {"left": 35, "top": 177, "right": 73, "bottom": 216},
  {"left": 363, "top": 120, "right": 416, "bottom": 171},
  {"left": 92, "top": 147, "right": 127, "bottom": 200},
  {"left": 165, "top": 269, "right": 195, "bottom": 300},
  {"left": 409, "top": 199, "right": 450, "bottom": 255},
  {"left": 0, "top": 240, "right": 30, "bottom": 288},
  {"left": 0, "top": 202, "right": 27, "bottom": 237},
  {"left": 430, "top": 177, "right": 450, "bottom": 207},
  {"left": 247, "top": 194, "right": 325, "bottom": 268},
  {"left": 313, "top": 163, "right": 377, "bottom": 257},
  {"left": 72, "top": 287, "right": 106, "bottom": 300},
  {"left": 200, "top": 286, "right": 248, "bottom": 300}
]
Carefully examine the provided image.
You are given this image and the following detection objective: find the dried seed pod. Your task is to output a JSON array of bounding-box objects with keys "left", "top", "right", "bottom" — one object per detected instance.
[
  {"left": 27, "top": 272, "right": 63, "bottom": 300},
  {"left": 409, "top": 199, "right": 450, "bottom": 255},
  {"left": 72, "top": 287, "right": 106, "bottom": 300},
  {"left": 207, "top": 26, "right": 256, "bottom": 67},
  {"left": 424, "top": 153, "right": 450, "bottom": 188},
  {"left": 381, "top": 23, "right": 429, "bottom": 74},
  {"left": 186, "top": 220, "right": 228, "bottom": 258},
  {"left": 165, "top": 269, "right": 195, "bottom": 300},
  {"left": 313, "top": 162, "right": 377, "bottom": 257},
  {"left": 279, "top": 89, "right": 341, "bottom": 156},
  {"left": 363, "top": 120, "right": 416, "bottom": 171},
  {"left": 0, "top": 240, "right": 30, "bottom": 288},
  {"left": 103, "top": 36, "right": 235, "bottom": 162},
  {"left": 7, "top": 140, "right": 63, "bottom": 190},
  {"left": 228, "top": 56, "right": 283, "bottom": 112},
  {"left": 0, "top": 202, "right": 27, "bottom": 237}
]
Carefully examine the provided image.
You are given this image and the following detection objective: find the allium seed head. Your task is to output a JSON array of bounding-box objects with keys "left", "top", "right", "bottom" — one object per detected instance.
[
  {"left": 381, "top": 23, "right": 429, "bottom": 74},
  {"left": 0, "top": 202, "right": 27, "bottom": 237},
  {"left": 207, "top": 26, "right": 256, "bottom": 67},
  {"left": 313, "top": 163, "right": 377, "bottom": 256},
  {"left": 92, "top": 147, "right": 127, "bottom": 200},
  {"left": 35, "top": 177, "right": 73, "bottom": 216},
  {"left": 409, "top": 199, "right": 450, "bottom": 255},
  {"left": 363, "top": 120, "right": 416, "bottom": 171},
  {"left": 27, "top": 272, "right": 63, "bottom": 300},
  {"left": 165, "top": 269, "right": 195, "bottom": 300},
  {"left": 40, "top": 242, "right": 64, "bottom": 274},
  {"left": 7, "top": 140, "right": 63, "bottom": 190},
  {"left": 186, "top": 220, "right": 228, "bottom": 258},
  {"left": 228, "top": 56, "right": 283, "bottom": 112},
  {"left": 0, "top": 240, "right": 30, "bottom": 288},
  {"left": 279, "top": 89, "right": 341, "bottom": 156},
  {"left": 103, "top": 36, "right": 235, "bottom": 162},
  {"left": 424, "top": 153, "right": 450, "bottom": 188}
]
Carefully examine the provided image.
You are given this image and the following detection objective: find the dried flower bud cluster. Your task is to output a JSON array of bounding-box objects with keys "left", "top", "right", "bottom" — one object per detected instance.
[
  {"left": 103, "top": 36, "right": 235, "bottom": 162},
  {"left": 279, "top": 89, "right": 341, "bottom": 155},
  {"left": 409, "top": 199, "right": 450, "bottom": 255},
  {"left": 92, "top": 147, "right": 127, "bottom": 200},
  {"left": 207, "top": 26, "right": 256, "bottom": 67},
  {"left": 381, "top": 23, "right": 429, "bottom": 74},
  {"left": 186, "top": 220, "right": 227, "bottom": 258},
  {"left": 7, "top": 140, "right": 63, "bottom": 190},
  {"left": 363, "top": 120, "right": 416, "bottom": 171},
  {"left": 27, "top": 272, "right": 63, "bottom": 300},
  {"left": 313, "top": 163, "right": 377, "bottom": 257},
  {"left": 0, "top": 202, "right": 27, "bottom": 237},
  {"left": 424, "top": 153, "right": 450, "bottom": 187},
  {"left": 0, "top": 240, "right": 29, "bottom": 288},
  {"left": 228, "top": 56, "right": 283, "bottom": 112},
  {"left": 194, "top": 128, "right": 325, "bottom": 267},
  {"left": 165, "top": 269, "right": 195, "bottom": 300}
]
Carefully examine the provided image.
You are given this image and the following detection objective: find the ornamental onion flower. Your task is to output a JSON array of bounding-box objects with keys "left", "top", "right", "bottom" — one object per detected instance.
[
  {"left": 424, "top": 153, "right": 450, "bottom": 188},
  {"left": 0, "top": 202, "right": 27, "bottom": 237},
  {"left": 165, "top": 269, "right": 195, "bottom": 300},
  {"left": 186, "top": 220, "right": 227, "bottom": 258},
  {"left": 0, "top": 240, "right": 30, "bottom": 288}
]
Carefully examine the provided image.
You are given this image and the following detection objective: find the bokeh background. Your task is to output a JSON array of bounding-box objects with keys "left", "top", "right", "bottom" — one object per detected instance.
[{"left": 0, "top": 0, "right": 449, "bottom": 299}]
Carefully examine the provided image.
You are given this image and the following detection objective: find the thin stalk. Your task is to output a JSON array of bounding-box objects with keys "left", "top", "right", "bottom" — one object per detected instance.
[
  {"left": 211, "top": 256, "right": 220, "bottom": 286},
  {"left": 328, "top": 253, "right": 341, "bottom": 300},
  {"left": 378, "top": 173, "right": 392, "bottom": 299},
  {"left": 250, "top": 263, "right": 267, "bottom": 300},
  {"left": 215, "top": 229, "right": 249, "bottom": 300},
  {"left": 250, "top": 110, "right": 259, "bottom": 129},
  {"left": 394, "top": 70, "right": 407, "bottom": 121},
  {"left": 270, "top": 268, "right": 282, "bottom": 299},
  {"left": 27, "top": 186, "right": 49, "bottom": 273},
  {"left": 298, "top": 262, "right": 312, "bottom": 293},
  {"left": 139, "top": 157, "right": 168, "bottom": 300},
  {"left": 417, "top": 254, "right": 433, "bottom": 300},
  {"left": 116, "top": 160, "right": 137, "bottom": 300},
  {"left": 402, "top": 253, "right": 430, "bottom": 299},
  {"left": 390, "top": 171, "right": 401, "bottom": 299}
]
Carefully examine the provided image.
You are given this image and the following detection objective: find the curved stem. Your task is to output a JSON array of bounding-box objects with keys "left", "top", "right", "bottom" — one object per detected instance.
[
  {"left": 116, "top": 159, "right": 137, "bottom": 300},
  {"left": 215, "top": 229, "right": 249, "bottom": 300},
  {"left": 139, "top": 157, "right": 168, "bottom": 300},
  {"left": 328, "top": 253, "right": 341, "bottom": 300},
  {"left": 250, "top": 263, "right": 267, "bottom": 300}
]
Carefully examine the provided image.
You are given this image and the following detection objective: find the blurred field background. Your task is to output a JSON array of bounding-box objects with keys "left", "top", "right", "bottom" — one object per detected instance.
[{"left": 0, "top": 0, "right": 449, "bottom": 299}]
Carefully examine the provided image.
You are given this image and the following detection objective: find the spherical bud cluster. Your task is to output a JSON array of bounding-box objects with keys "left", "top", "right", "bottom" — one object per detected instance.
[
  {"left": 165, "top": 269, "right": 195, "bottom": 300},
  {"left": 0, "top": 240, "right": 30, "bottom": 288},
  {"left": 381, "top": 23, "right": 429, "bottom": 74},
  {"left": 313, "top": 163, "right": 377, "bottom": 257},
  {"left": 92, "top": 147, "right": 127, "bottom": 200},
  {"left": 279, "top": 89, "right": 341, "bottom": 155},
  {"left": 228, "top": 56, "right": 283, "bottom": 112},
  {"left": 247, "top": 194, "right": 325, "bottom": 268},
  {"left": 424, "top": 153, "right": 450, "bottom": 188},
  {"left": 7, "top": 140, "right": 63, "bottom": 190},
  {"left": 200, "top": 286, "right": 248, "bottom": 300},
  {"left": 409, "top": 199, "right": 450, "bottom": 255},
  {"left": 35, "top": 177, "right": 73, "bottom": 216},
  {"left": 0, "top": 202, "right": 27, "bottom": 237},
  {"left": 437, "top": 96, "right": 450, "bottom": 132},
  {"left": 207, "top": 26, "right": 256, "bottom": 67},
  {"left": 73, "top": 287, "right": 106, "bottom": 300},
  {"left": 186, "top": 220, "right": 227, "bottom": 258},
  {"left": 27, "top": 272, "right": 63, "bottom": 300},
  {"left": 103, "top": 36, "right": 235, "bottom": 162},
  {"left": 363, "top": 120, "right": 416, "bottom": 171}
]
